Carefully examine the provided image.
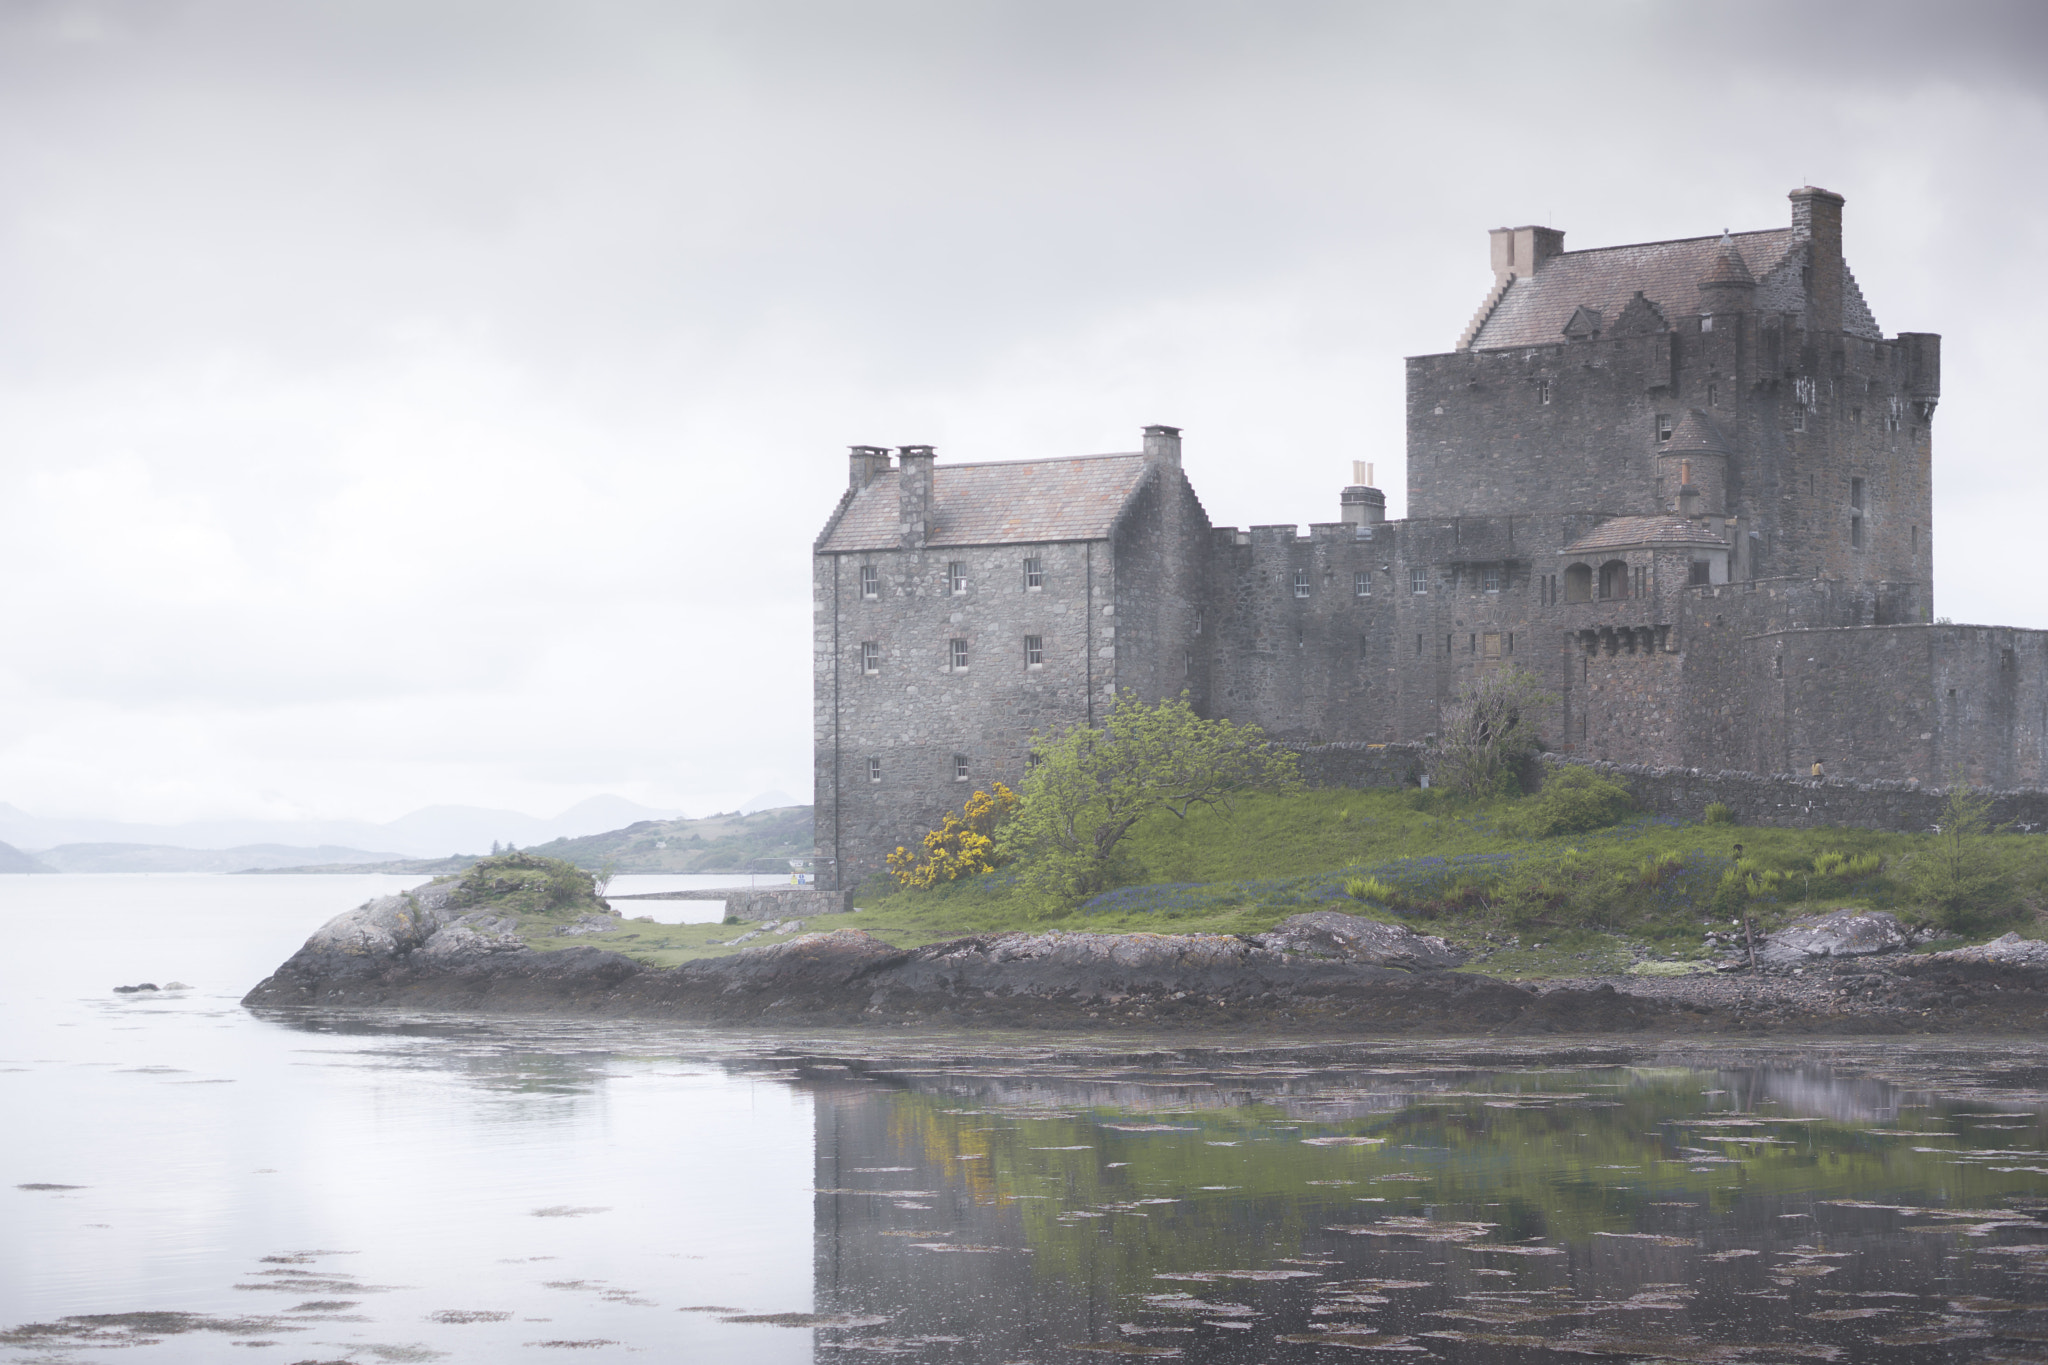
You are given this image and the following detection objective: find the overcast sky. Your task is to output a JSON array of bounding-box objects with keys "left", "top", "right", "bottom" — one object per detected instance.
[{"left": 2, "top": 0, "right": 2045, "bottom": 825}]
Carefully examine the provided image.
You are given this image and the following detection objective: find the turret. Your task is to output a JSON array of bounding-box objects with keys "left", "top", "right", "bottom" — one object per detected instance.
[
  {"left": 1696, "top": 230, "right": 1756, "bottom": 318},
  {"left": 1659, "top": 410, "right": 1728, "bottom": 517}
]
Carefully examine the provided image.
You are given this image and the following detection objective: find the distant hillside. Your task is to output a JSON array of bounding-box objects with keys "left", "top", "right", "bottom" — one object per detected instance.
[
  {"left": 517, "top": 805, "right": 814, "bottom": 873},
  {"left": 38, "top": 843, "right": 405, "bottom": 874},
  {"left": 0, "top": 840, "right": 51, "bottom": 873},
  {"left": 253, "top": 806, "right": 815, "bottom": 876}
]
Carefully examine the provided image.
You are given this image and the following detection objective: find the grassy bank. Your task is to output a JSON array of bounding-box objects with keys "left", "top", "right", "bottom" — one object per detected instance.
[
  {"left": 830, "top": 784, "right": 2048, "bottom": 977},
  {"left": 487, "top": 785, "right": 2048, "bottom": 976}
]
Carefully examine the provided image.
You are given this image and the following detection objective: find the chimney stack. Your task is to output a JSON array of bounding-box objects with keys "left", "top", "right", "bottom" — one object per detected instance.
[
  {"left": 897, "top": 445, "right": 934, "bottom": 549},
  {"left": 1789, "top": 186, "right": 1844, "bottom": 336},
  {"left": 848, "top": 444, "right": 891, "bottom": 491},
  {"left": 1142, "top": 424, "right": 1182, "bottom": 469},
  {"left": 1488, "top": 225, "right": 1566, "bottom": 283}
]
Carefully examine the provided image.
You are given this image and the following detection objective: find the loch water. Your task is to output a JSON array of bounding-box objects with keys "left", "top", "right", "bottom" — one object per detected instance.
[{"left": 6, "top": 876, "right": 2048, "bottom": 1363}]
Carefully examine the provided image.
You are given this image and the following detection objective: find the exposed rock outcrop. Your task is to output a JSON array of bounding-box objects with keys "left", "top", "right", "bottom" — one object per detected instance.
[
  {"left": 1251, "top": 911, "right": 1467, "bottom": 969},
  {"left": 243, "top": 895, "right": 1566, "bottom": 1031},
  {"left": 1757, "top": 909, "right": 1909, "bottom": 967}
]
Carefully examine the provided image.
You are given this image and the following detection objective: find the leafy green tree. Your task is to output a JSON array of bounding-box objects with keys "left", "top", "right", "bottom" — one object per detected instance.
[
  {"left": 999, "top": 692, "right": 1300, "bottom": 910},
  {"left": 1432, "top": 666, "right": 1557, "bottom": 797},
  {"left": 1910, "top": 771, "right": 2010, "bottom": 931}
]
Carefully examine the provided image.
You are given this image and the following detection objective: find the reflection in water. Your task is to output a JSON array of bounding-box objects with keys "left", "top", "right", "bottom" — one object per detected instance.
[{"left": 804, "top": 1052, "right": 2048, "bottom": 1362}]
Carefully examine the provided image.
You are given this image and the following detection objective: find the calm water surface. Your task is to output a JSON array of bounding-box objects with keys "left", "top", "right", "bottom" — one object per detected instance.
[{"left": 5, "top": 875, "right": 2048, "bottom": 1363}]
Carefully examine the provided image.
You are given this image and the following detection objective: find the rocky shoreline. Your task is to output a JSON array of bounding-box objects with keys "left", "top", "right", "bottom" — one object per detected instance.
[{"left": 239, "top": 888, "right": 2048, "bottom": 1035}]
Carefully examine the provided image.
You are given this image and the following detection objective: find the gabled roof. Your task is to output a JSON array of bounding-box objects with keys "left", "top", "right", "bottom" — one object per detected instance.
[
  {"left": 1466, "top": 228, "right": 1883, "bottom": 349},
  {"left": 816, "top": 453, "right": 1153, "bottom": 552},
  {"left": 1563, "top": 516, "right": 1730, "bottom": 555}
]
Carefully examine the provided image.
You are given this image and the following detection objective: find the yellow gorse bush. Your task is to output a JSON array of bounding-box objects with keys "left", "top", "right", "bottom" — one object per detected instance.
[{"left": 886, "top": 784, "right": 1020, "bottom": 889}]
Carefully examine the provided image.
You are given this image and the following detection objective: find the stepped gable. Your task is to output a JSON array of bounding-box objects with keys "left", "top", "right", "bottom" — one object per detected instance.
[
  {"left": 1563, "top": 515, "right": 1730, "bottom": 555},
  {"left": 1609, "top": 291, "right": 1669, "bottom": 337},
  {"left": 1470, "top": 227, "right": 1796, "bottom": 349},
  {"left": 1662, "top": 409, "right": 1729, "bottom": 454},
  {"left": 816, "top": 452, "right": 1151, "bottom": 552}
]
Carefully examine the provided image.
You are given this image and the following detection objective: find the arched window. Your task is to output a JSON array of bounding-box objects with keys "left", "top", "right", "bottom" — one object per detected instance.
[
  {"left": 1563, "top": 563, "right": 1592, "bottom": 603},
  {"left": 1598, "top": 560, "right": 1631, "bottom": 600}
]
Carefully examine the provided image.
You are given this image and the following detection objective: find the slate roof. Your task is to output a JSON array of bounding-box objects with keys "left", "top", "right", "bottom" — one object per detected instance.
[
  {"left": 1663, "top": 409, "right": 1729, "bottom": 455},
  {"left": 1467, "top": 228, "right": 1882, "bottom": 349},
  {"left": 816, "top": 453, "right": 1152, "bottom": 552},
  {"left": 1562, "top": 516, "right": 1731, "bottom": 555}
]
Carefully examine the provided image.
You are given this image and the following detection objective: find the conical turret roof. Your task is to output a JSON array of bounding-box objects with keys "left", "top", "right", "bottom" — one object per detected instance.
[
  {"left": 1663, "top": 408, "right": 1729, "bottom": 454},
  {"left": 1698, "top": 229, "right": 1755, "bottom": 287}
]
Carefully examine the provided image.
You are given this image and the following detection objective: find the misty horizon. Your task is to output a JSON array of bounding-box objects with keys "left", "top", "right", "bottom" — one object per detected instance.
[{"left": 3, "top": 1, "right": 2045, "bottom": 825}]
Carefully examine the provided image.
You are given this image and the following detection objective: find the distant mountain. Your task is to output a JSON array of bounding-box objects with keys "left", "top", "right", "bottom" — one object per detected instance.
[
  {"left": 255, "top": 806, "right": 815, "bottom": 876},
  {"left": 0, "top": 840, "right": 51, "bottom": 873},
  {"left": 0, "top": 795, "right": 687, "bottom": 860},
  {"left": 37, "top": 843, "right": 404, "bottom": 874}
]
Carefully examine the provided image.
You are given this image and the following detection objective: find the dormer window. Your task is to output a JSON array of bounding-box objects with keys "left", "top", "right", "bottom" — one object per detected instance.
[{"left": 1701, "top": 315, "right": 1715, "bottom": 333}]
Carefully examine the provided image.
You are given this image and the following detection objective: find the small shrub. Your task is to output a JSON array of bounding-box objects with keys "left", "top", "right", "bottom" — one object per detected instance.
[
  {"left": 1343, "top": 875, "right": 1399, "bottom": 906},
  {"left": 886, "top": 784, "right": 1019, "bottom": 889},
  {"left": 1516, "top": 767, "right": 1636, "bottom": 837},
  {"left": 1702, "top": 802, "right": 1735, "bottom": 826}
]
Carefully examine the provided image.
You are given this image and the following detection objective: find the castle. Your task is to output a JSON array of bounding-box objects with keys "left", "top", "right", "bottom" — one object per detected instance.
[{"left": 812, "top": 187, "right": 2045, "bottom": 887}]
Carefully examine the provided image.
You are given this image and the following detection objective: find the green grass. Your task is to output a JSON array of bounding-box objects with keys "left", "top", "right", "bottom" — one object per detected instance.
[
  {"left": 829, "top": 786, "right": 2048, "bottom": 977},
  {"left": 500, "top": 786, "right": 2048, "bottom": 976}
]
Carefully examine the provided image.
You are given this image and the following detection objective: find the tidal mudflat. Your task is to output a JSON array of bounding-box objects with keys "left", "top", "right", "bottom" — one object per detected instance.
[{"left": 6, "top": 877, "right": 2048, "bottom": 1363}]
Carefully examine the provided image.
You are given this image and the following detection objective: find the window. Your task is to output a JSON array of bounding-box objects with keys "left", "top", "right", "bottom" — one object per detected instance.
[
  {"left": 1701, "top": 315, "right": 1714, "bottom": 333},
  {"left": 947, "top": 561, "right": 967, "bottom": 595},
  {"left": 1598, "top": 560, "right": 1630, "bottom": 600},
  {"left": 1794, "top": 406, "right": 1806, "bottom": 433},
  {"left": 1482, "top": 566, "right": 1501, "bottom": 593},
  {"left": 1354, "top": 571, "right": 1372, "bottom": 598},
  {"left": 1508, "top": 632, "right": 1515, "bottom": 654},
  {"left": 1469, "top": 633, "right": 1477, "bottom": 654},
  {"left": 1184, "top": 650, "right": 1192, "bottom": 677},
  {"left": 1293, "top": 569, "right": 1311, "bottom": 598},
  {"left": 949, "top": 638, "right": 968, "bottom": 670},
  {"left": 1359, "top": 634, "right": 1369, "bottom": 659},
  {"left": 1193, "top": 608, "right": 1202, "bottom": 635},
  {"left": 1851, "top": 407, "right": 1862, "bottom": 426},
  {"left": 1445, "top": 633, "right": 1453, "bottom": 655},
  {"left": 1689, "top": 561, "right": 1711, "bottom": 587},
  {"left": 953, "top": 755, "right": 969, "bottom": 782},
  {"left": 1851, "top": 515, "right": 1864, "bottom": 550},
  {"left": 1537, "top": 379, "right": 1552, "bottom": 404},
  {"left": 1657, "top": 413, "right": 1673, "bottom": 442},
  {"left": 1563, "top": 564, "right": 1592, "bottom": 602},
  {"left": 1912, "top": 524, "right": 1919, "bottom": 554},
  {"left": 1023, "top": 557, "right": 1043, "bottom": 589},
  {"left": 1707, "top": 382, "right": 1718, "bottom": 406},
  {"left": 1851, "top": 476, "right": 1865, "bottom": 509},
  {"left": 1483, "top": 632, "right": 1502, "bottom": 660},
  {"left": 867, "top": 757, "right": 882, "bottom": 783},
  {"left": 1024, "top": 635, "right": 1043, "bottom": 668},
  {"left": 1415, "top": 633, "right": 1424, "bottom": 655},
  {"left": 861, "top": 640, "right": 879, "bottom": 674},
  {"left": 1410, "top": 568, "right": 1428, "bottom": 595},
  {"left": 1634, "top": 566, "right": 1647, "bottom": 598},
  {"left": 860, "top": 564, "right": 879, "bottom": 598}
]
